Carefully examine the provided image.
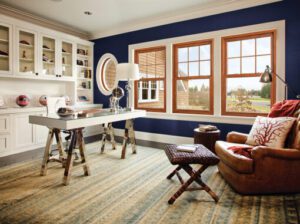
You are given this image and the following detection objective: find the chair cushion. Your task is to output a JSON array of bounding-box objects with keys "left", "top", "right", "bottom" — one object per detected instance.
[
  {"left": 246, "top": 116, "right": 296, "bottom": 148},
  {"left": 215, "top": 141, "right": 254, "bottom": 174},
  {"left": 165, "top": 144, "right": 219, "bottom": 166}
]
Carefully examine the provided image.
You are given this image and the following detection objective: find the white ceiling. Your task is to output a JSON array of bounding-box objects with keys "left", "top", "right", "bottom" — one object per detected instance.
[{"left": 0, "top": 0, "right": 280, "bottom": 39}]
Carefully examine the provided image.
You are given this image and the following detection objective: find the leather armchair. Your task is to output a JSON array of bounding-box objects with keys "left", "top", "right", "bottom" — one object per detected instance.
[{"left": 215, "top": 111, "right": 300, "bottom": 194}]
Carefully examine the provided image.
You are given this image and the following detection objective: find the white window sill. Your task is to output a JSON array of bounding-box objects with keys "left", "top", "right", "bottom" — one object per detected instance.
[
  {"left": 144, "top": 112, "right": 255, "bottom": 125},
  {"left": 138, "top": 99, "right": 159, "bottom": 103}
]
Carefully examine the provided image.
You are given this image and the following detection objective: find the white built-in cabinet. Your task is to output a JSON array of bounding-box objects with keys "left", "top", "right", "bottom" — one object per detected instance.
[
  {"left": 0, "top": 115, "right": 11, "bottom": 153},
  {"left": 0, "top": 22, "right": 12, "bottom": 75},
  {"left": 16, "top": 27, "right": 38, "bottom": 77},
  {"left": 0, "top": 14, "right": 94, "bottom": 104},
  {"left": 34, "top": 113, "right": 49, "bottom": 145},
  {"left": 0, "top": 14, "right": 99, "bottom": 157},
  {"left": 13, "top": 113, "right": 35, "bottom": 150}
]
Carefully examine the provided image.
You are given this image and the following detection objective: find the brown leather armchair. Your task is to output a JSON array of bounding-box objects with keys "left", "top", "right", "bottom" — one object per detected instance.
[{"left": 215, "top": 110, "right": 300, "bottom": 194}]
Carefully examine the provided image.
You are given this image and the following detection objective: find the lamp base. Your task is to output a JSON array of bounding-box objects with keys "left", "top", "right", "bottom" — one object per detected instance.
[{"left": 125, "top": 107, "right": 135, "bottom": 111}]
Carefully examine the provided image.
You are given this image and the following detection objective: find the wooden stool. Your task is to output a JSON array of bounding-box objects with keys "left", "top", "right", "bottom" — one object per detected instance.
[{"left": 165, "top": 144, "right": 219, "bottom": 204}]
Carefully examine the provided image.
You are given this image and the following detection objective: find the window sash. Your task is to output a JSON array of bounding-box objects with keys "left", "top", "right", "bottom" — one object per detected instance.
[
  {"left": 221, "top": 31, "right": 276, "bottom": 116},
  {"left": 134, "top": 46, "right": 166, "bottom": 112},
  {"left": 173, "top": 40, "right": 214, "bottom": 114}
]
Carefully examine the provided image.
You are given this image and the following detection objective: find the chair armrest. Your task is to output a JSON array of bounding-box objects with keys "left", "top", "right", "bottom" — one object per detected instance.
[
  {"left": 226, "top": 131, "right": 248, "bottom": 144},
  {"left": 251, "top": 146, "right": 300, "bottom": 160}
]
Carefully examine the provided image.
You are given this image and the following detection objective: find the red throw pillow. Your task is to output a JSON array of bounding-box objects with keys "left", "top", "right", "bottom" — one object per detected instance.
[{"left": 268, "top": 100, "right": 300, "bottom": 118}]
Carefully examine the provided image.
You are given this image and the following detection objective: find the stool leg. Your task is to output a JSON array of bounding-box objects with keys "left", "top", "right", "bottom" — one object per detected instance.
[
  {"left": 78, "top": 129, "right": 91, "bottom": 176},
  {"left": 41, "top": 129, "right": 54, "bottom": 176},
  {"left": 108, "top": 123, "right": 116, "bottom": 150},
  {"left": 168, "top": 170, "right": 195, "bottom": 204},
  {"left": 128, "top": 120, "right": 136, "bottom": 154},
  {"left": 167, "top": 166, "right": 181, "bottom": 179},
  {"left": 63, "top": 130, "right": 77, "bottom": 186},
  {"left": 183, "top": 165, "right": 219, "bottom": 202},
  {"left": 100, "top": 124, "right": 108, "bottom": 154},
  {"left": 121, "top": 120, "right": 129, "bottom": 159}
]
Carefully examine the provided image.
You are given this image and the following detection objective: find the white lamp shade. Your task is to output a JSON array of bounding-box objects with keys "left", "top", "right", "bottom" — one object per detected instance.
[{"left": 116, "top": 63, "right": 140, "bottom": 81}]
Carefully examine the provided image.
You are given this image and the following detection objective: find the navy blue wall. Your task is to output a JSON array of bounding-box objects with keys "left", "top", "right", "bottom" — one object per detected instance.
[{"left": 92, "top": 0, "right": 300, "bottom": 140}]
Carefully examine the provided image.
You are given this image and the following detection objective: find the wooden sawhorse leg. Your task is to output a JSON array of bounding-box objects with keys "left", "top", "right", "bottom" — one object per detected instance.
[
  {"left": 63, "top": 128, "right": 91, "bottom": 186},
  {"left": 121, "top": 119, "right": 136, "bottom": 159},
  {"left": 167, "top": 164, "right": 219, "bottom": 204},
  {"left": 100, "top": 123, "right": 116, "bottom": 154},
  {"left": 40, "top": 128, "right": 65, "bottom": 176}
]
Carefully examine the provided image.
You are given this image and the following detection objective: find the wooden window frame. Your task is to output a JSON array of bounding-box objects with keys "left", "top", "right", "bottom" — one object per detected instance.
[
  {"left": 173, "top": 39, "right": 214, "bottom": 115},
  {"left": 134, "top": 46, "right": 166, "bottom": 112},
  {"left": 221, "top": 30, "right": 276, "bottom": 117}
]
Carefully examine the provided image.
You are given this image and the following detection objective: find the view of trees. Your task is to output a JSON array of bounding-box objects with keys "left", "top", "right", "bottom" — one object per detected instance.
[{"left": 188, "top": 83, "right": 209, "bottom": 110}]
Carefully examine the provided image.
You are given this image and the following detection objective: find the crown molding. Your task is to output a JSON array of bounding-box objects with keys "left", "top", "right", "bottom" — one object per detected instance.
[
  {"left": 0, "top": 3, "right": 90, "bottom": 40},
  {"left": 91, "top": 0, "right": 281, "bottom": 40}
]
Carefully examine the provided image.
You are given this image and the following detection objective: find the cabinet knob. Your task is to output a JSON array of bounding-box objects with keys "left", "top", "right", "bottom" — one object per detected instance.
[
  {"left": 35, "top": 73, "right": 38, "bottom": 76},
  {"left": 56, "top": 74, "right": 58, "bottom": 77}
]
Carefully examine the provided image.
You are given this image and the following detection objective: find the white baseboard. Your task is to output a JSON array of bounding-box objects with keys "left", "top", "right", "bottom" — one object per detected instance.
[{"left": 113, "top": 128, "right": 193, "bottom": 145}]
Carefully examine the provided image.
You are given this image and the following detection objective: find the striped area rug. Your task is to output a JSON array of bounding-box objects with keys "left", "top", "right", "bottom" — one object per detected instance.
[{"left": 0, "top": 143, "right": 299, "bottom": 224}]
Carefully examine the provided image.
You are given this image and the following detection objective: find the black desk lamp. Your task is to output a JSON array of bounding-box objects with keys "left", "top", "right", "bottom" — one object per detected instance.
[{"left": 259, "top": 65, "right": 300, "bottom": 99}]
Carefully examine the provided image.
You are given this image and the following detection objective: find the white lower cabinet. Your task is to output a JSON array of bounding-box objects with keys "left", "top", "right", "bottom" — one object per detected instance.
[
  {"left": 0, "top": 106, "right": 103, "bottom": 157},
  {"left": 0, "top": 135, "right": 10, "bottom": 152},
  {"left": 34, "top": 113, "right": 49, "bottom": 145},
  {"left": 13, "top": 113, "right": 35, "bottom": 150}
]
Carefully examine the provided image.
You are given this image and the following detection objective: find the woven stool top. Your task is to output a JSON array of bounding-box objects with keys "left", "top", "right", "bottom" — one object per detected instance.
[{"left": 165, "top": 144, "right": 219, "bottom": 165}]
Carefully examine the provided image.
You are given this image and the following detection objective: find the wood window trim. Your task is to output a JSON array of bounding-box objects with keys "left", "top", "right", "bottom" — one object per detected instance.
[
  {"left": 221, "top": 30, "right": 276, "bottom": 117},
  {"left": 134, "top": 46, "right": 166, "bottom": 112},
  {"left": 173, "top": 39, "right": 214, "bottom": 115}
]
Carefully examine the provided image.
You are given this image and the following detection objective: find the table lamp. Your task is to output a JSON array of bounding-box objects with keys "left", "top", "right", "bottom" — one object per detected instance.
[
  {"left": 259, "top": 65, "right": 300, "bottom": 99},
  {"left": 116, "top": 63, "right": 140, "bottom": 111}
]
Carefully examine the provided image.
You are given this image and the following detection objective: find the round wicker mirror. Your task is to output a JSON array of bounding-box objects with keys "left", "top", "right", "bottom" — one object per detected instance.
[{"left": 96, "top": 53, "right": 118, "bottom": 95}]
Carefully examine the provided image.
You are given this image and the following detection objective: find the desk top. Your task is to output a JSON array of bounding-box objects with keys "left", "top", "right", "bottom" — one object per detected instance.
[{"left": 29, "top": 109, "right": 146, "bottom": 130}]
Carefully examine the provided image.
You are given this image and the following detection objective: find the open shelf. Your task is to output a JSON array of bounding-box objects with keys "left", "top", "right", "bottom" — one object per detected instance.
[
  {"left": 43, "top": 48, "right": 55, "bottom": 52},
  {"left": 0, "top": 55, "right": 8, "bottom": 59},
  {"left": 20, "top": 58, "right": 34, "bottom": 62},
  {"left": 19, "top": 43, "right": 34, "bottom": 48},
  {"left": 0, "top": 38, "right": 8, "bottom": 43}
]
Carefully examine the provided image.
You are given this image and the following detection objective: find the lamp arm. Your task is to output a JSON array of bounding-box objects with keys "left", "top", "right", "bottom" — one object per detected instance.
[{"left": 273, "top": 72, "right": 300, "bottom": 98}]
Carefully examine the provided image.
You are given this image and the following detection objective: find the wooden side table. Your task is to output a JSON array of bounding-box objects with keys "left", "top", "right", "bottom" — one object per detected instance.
[{"left": 193, "top": 128, "right": 220, "bottom": 153}]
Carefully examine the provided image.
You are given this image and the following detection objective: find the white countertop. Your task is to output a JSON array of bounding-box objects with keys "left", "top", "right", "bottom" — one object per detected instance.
[
  {"left": 0, "top": 104, "right": 103, "bottom": 115},
  {"left": 29, "top": 109, "right": 146, "bottom": 130}
]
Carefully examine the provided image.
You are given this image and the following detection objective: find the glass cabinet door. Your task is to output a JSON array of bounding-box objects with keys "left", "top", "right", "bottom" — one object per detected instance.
[
  {"left": 61, "top": 41, "right": 73, "bottom": 78},
  {"left": 17, "top": 29, "right": 37, "bottom": 75},
  {"left": 42, "top": 36, "right": 56, "bottom": 76},
  {"left": 0, "top": 23, "right": 11, "bottom": 75}
]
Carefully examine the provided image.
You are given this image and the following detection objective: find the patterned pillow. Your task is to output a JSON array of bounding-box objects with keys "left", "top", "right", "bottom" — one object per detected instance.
[{"left": 246, "top": 116, "right": 296, "bottom": 148}]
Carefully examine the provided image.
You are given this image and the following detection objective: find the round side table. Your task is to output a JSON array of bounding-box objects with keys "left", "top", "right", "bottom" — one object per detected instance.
[{"left": 193, "top": 128, "right": 220, "bottom": 153}]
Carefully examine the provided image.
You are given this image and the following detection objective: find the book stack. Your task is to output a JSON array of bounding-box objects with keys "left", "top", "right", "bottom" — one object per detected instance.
[
  {"left": 198, "top": 124, "right": 218, "bottom": 132},
  {"left": 176, "top": 144, "right": 197, "bottom": 153}
]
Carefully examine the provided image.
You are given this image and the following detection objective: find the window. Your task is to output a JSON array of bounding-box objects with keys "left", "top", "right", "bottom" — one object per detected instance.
[
  {"left": 138, "top": 80, "right": 159, "bottom": 102},
  {"left": 222, "top": 31, "right": 276, "bottom": 116},
  {"left": 173, "top": 40, "right": 213, "bottom": 114},
  {"left": 134, "top": 47, "right": 166, "bottom": 112}
]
